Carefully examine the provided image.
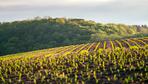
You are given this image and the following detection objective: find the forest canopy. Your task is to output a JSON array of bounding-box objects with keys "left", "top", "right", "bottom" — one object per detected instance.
[{"left": 0, "top": 17, "right": 148, "bottom": 56}]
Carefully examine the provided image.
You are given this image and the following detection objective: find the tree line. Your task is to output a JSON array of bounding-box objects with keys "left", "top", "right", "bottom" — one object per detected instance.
[{"left": 0, "top": 17, "right": 147, "bottom": 56}]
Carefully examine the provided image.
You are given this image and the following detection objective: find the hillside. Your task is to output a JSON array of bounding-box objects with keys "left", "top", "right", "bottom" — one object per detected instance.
[
  {"left": 0, "top": 17, "right": 148, "bottom": 56},
  {"left": 0, "top": 37, "right": 147, "bottom": 83}
]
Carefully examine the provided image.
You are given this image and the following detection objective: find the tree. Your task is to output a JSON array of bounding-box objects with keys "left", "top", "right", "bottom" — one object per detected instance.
[{"left": 55, "top": 18, "right": 65, "bottom": 24}]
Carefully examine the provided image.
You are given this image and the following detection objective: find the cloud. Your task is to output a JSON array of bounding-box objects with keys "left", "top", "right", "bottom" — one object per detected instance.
[
  {"left": 0, "top": 0, "right": 148, "bottom": 25},
  {"left": 0, "top": 0, "right": 115, "bottom": 6}
]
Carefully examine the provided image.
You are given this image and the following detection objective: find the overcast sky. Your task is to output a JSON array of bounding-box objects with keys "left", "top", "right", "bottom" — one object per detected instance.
[{"left": 0, "top": 0, "right": 148, "bottom": 25}]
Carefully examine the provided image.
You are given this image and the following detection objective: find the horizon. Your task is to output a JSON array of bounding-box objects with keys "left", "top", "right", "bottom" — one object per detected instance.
[
  {"left": 0, "top": 0, "right": 148, "bottom": 25},
  {"left": 0, "top": 16, "right": 148, "bottom": 26}
]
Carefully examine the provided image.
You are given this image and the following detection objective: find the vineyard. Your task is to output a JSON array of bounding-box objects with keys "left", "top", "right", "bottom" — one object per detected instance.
[{"left": 0, "top": 37, "right": 148, "bottom": 83}]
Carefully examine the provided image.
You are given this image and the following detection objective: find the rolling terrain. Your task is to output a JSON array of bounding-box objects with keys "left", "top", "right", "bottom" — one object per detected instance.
[
  {"left": 0, "top": 17, "right": 148, "bottom": 56},
  {"left": 0, "top": 37, "right": 147, "bottom": 83}
]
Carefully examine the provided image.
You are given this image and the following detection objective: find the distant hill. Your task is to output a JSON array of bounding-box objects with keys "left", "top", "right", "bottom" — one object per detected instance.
[{"left": 0, "top": 17, "right": 148, "bottom": 56}]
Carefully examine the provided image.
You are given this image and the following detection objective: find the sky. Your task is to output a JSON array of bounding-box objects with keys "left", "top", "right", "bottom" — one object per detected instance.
[{"left": 0, "top": 0, "right": 148, "bottom": 25}]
